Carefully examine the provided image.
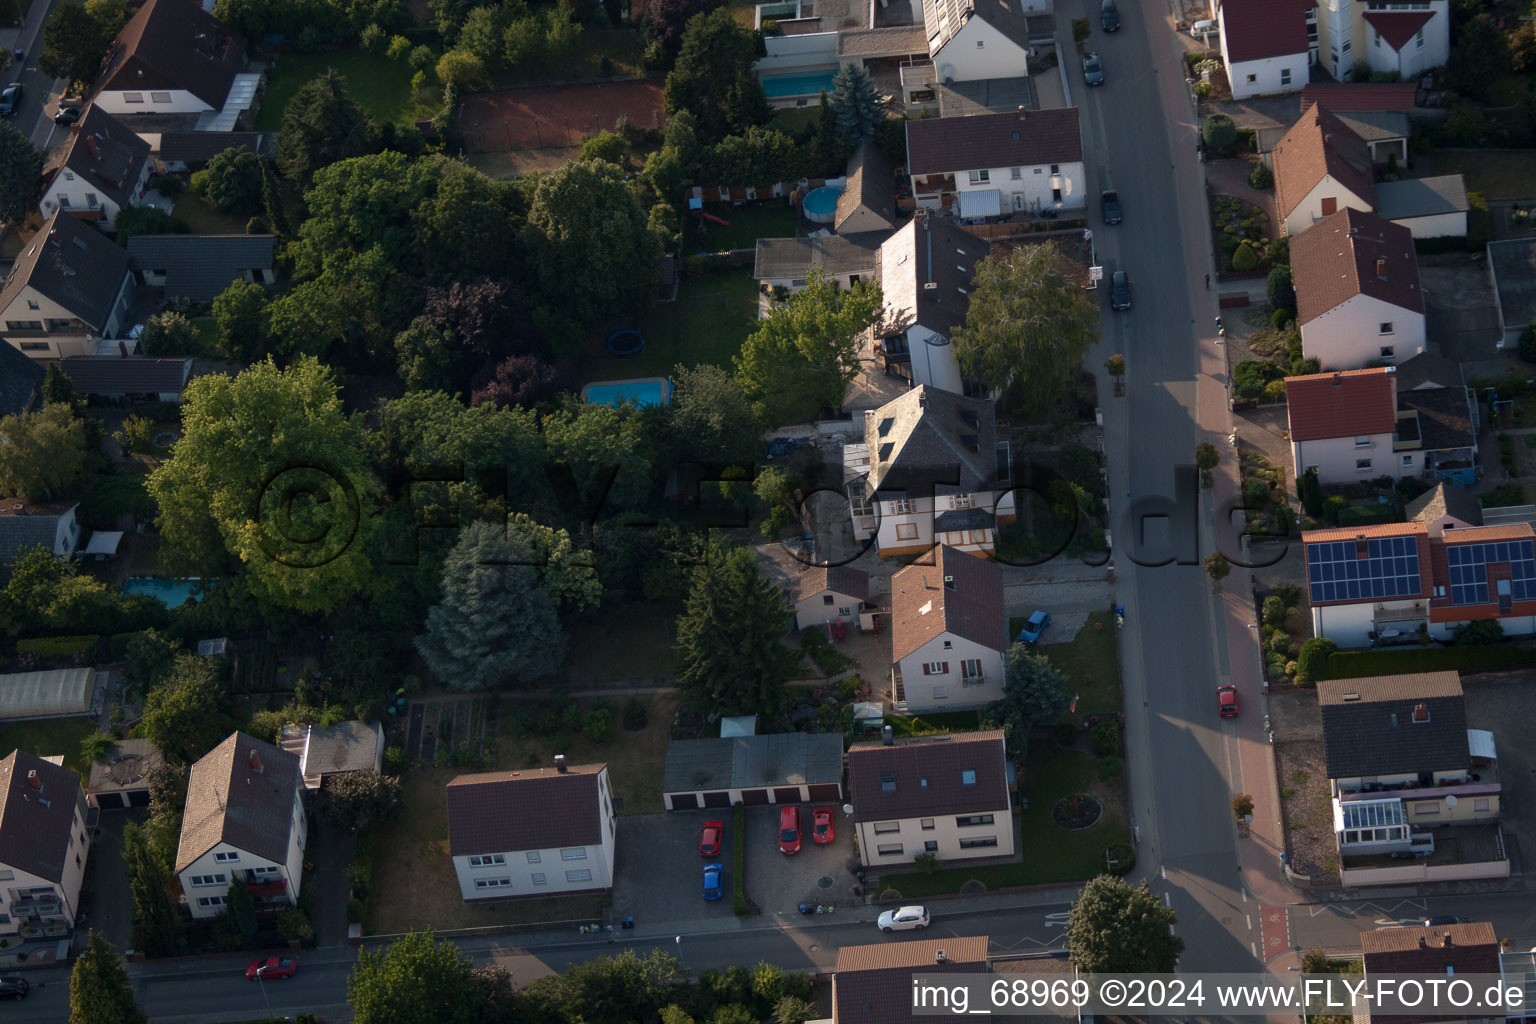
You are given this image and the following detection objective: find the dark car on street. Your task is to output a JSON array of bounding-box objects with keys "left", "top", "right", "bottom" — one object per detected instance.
[
  {"left": 1101, "top": 189, "right": 1122, "bottom": 224},
  {"left": 1110, "top": 270, "right": 1132, "bottom": 311},
  {"left": 1082, "top": 52, "right": 1104, "bottom": 86},
  {"left": 53, "top": 103, "right": 82, "bottom": 124},
  {"left": 0, "top": 977, "right": 27, "bottom": 999},
  {"left": 0, "top": 83, "right": 22, "bottom": 118},
  {"left": 1101, "top": 0, "right": 1120, "bottom": 32}
]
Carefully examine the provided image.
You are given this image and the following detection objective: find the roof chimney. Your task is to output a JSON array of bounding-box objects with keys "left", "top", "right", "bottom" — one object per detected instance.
[
  {"left": 554, "top": 754, "right": 567, "bottom": 772},
  {"left": 882, "top": 725, "right": 893, "bottom": 746},
  {"left": 1442, "top": 932, "right": 1453, "bottom": 947},
  {"left": 1412, "top": 702, "right": 1430, "bottom": 723},
  {"left": 935, "top": 949, "right": 948, "bottom": 963},
  {"left": 118, "top": 340, "right": 128, "bottom": 357},
  {"left": 1376, "top": 257, "right": 1388, "bottom": 280},
  {"left": 249, "top": 749, "right": 263, "bottom": 774},
  {"left": 86, "top": 135, "right": 99, "bottom": 160},
  {"left": 26, "top": 770, "right": 40, "bottom": 790},
  {"left": 1355, "top": 534, "right": 1369, "bottom": 558},
  {"left": 1017, "top": 106, "right": 1026, "bottom": 120},
  {"left": 1418, "top": 935, "right": 1428, "bottom": 948},
  {"left": 1332, "top": 372, "right": 1344, "bottom": 387}
]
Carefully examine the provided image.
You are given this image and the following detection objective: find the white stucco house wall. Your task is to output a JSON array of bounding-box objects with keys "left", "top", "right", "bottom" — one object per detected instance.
[
  {"left": 889, "top": 545, "right": 1008, "bottom": 712},
  {"left": 0, "top": 751, "right": 92, "bottom": 938},
  {"left": 446, "top": 761, "right": 616, "bottom": 900},
  {"left": 790, "top": 565, "right": 872, "bottom": 631},
  {"left": 176, "top": 733, "right": 305, "bottom": 920},
  {"left": 1274, "top": 105, "right": 1379, "bottom": 238},
  {"left": 924, "top": 0, "right": 1034, "bottom": 83},
  {"left": 906, "top": 107, "right": 1085, "bottom": 216},
  {"left": 1218, "top": 0, "right": 1312, "bottom": 100},
  {"left": 1291, "top": 209, "right": 1425, "bottom": 369},
  {"left": 1285, "top": 367, "right": 1413, "bottom": 485},
  {"left": 1315, "top": 0, "right": 1449, "bottom": 83}
]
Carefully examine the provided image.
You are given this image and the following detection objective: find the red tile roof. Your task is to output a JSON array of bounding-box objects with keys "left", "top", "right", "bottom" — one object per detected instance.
[
  {"left": 1291, "top": 208, "right": 1424, "bottom": 324},
  {"left": 890, "top": 546, "right": 1006, "bottom": 662},
  {"left": 1364, "top": 10, "right": 1435, "bottom": 51},
  {"left": 1300, "top": 82, "right": 1418, "bottom": 114},
  {"left": 835, "top": 935, "right": 989, "bottom": 971},
  {"left": 1273, "top": 106, "right": 1377, "bottom": 222},
  {"left": 1302, "top": 522, "right": 1426, "bottom": 543},
  {"left": 1283, "top": 368, "right": 1398, "bottom": 441},
  {"left": 833, "top": 937, "right": 991, "bottom": 1024},
  {"left": 1219, "top": 0, "right": 1315, "bottom": 63},
  {"left": 904, "top": 108, "right": 1083, "bottom": 177},
  {"left": 1362, "top": 923, "right": 1500, "bottom": 1024},
  {"left": 1439, "top": 523, "right": 1536, "bottom": 545}
]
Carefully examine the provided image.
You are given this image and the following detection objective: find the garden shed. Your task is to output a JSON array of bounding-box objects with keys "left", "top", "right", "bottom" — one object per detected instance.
[{"left": 662, "top": 732, "right": 845, "bottom": 810}]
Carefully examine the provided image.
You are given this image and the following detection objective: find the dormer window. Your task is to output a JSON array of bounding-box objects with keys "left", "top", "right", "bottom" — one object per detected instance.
[{"left": 881, "top": 775, "right": 896, "bottom": 794}]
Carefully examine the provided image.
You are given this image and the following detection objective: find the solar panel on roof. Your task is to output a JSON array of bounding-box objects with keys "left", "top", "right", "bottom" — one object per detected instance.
[
  {"left": 1443, "top": 538, "right": 1536, "bottom": 605},
  {"left": 1307, "top": 535, "right": 1422, "bottom": 604}
]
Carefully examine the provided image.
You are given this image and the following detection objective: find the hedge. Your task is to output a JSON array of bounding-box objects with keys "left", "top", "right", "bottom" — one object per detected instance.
[
  {"left": 1327, "top": 645, "right": 1536, "bottom": 678},
  {"left": 17, "top": 635, "right": 99, "bottom": 659},
  {"left": 732, "top": 802, "right": 748, "bottom": 916}
]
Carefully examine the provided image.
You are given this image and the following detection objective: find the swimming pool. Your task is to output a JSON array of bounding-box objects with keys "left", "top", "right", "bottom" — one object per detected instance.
[
  {"left": 761, "top": 70, "right": 838, "bottom": 99},
  {"left": 582, "top": 377, "right": 673, "bottom": 408},
  {"left": 121, "top": 577, "right": 211, "bottom": 609},
  {"left": 802, "top": 186, "right": 843, "bottom": 224}
]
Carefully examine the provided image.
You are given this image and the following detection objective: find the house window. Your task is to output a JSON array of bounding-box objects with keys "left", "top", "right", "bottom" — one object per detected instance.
[
  {"left": 474, "top": 877, "right": 513, "bottom": 889},
  {"left": 18, "top": 339, "right": 48, "bottom": 348},
  {"left": 959, "top": 836, "right": 999, "bottom": 850},
  {"left": 822, "top": 594, "right": 835, "bottom": 606},
  {"left": 1380, "top": 346, "right": 1395, "bottom": 358},
  {"left": 150, "top": 92, "right": 171, "bottom": 103},
  {"left": 881, "top": 774, "right": 896, "bottom": 793},
  {"left": 1356, "top": 459, "right": 1372, "bottom": 471},
  {"left": 890, "top": 498, "right": 912, "bottom": 514},
  {"left": 1474, "top": 798, "right": 1490, "bottom": 811},
  {"left": 1434, "top": 585, "right": 1446, "bottom": 597},
  {"left": 197, "top": 896, "right": 226, "bottom": 908},
  {"left": 76, "top": 855, "right": 82, "bottom": 867},
  {"left": 951, "top": 494, "right": 972, "bottom": 509},
  {"left": 1415, "top": 28, "right": 1424, "bottom": 49},
  {"left": 1321, "top": 197, "right": 1338, "bottom": 215},
  {"left": 1049, "top": 164, "right": 1059, "bottom": 174},
  {"left": 527, "top": 851, "right": 541, "bottom": 863},
  {"left": 956, "top": 814, "right": 994, "bottom": 827},
  {"left": 968, "top": 170, "right": 990, "bottom": 185},
  {"left": 876, "top": 844, "right": 904, "bottom": 856},
  {"left": 976, "top": 39, "right": 983, "bottom": 47},
  {"left": 560, "top": 848, "right": 587, "bottom": 860},
  {"left": 0, "top": 870, "right": 12, "bottom": 881},
  {"left": 1280, "top": 68, "right": 1292, "bottom": 86},
  {"left": 565, "top": 869, "right": 593, "bottom": 882},
  {"left": 58, "top": 195, "right": 70, "bottom": 208},
  {"left": 920, "top": 819, "right": 935, "bottom": 830},
  {"left": 251, "top": 866, "right": 280, "bottom": 877},
  {"left": 1010, "top": 167, "right": 1021, "bottom": 180},
  {"left": 925, "top": 840, "right": 938, "bottom": 852},
  {"left": 1051, "top": 187, "right": 1062, "bottom": 202},
  {"left": 1355, "top": 436, "right": 1371, "bottom": 448},
  {"left": 923, "top": 661, "right": 949, "bottom": 675},
  {"left": 873, "top": 821, "right": 901, "bottom": 834},
  {"left": 214, "top": 852, "right": 239, "bottom": 863},
  {"left": 1402, "top": 455, "right": 1414, "bottom": 468},
  {"left": 931, "top": 686, "right": 947, "bottom": 699},
  {"left": 962, "top": 770, "right": 977, "bottom": 786},
  {"left": 961, "top": 659, "right": 984, "bottom": 681},
  {"left": 896, "top": 523, "right": 918, "bottom": 540},
  {"left": 64, "top": 171, "right": 74, "bottom": 181},
  {"left": 86, "top": 193, "right": 99, "bottom": 209},
  {"left": 124, "top": 93, "right": 143, "bottom": 103},
  {"left": 1413, "top": 801, "right": 1440, "bottom": 815},
  {"left": 26, "top": 300, "right": 38, "bottom": 310},
  {"left": 1379, "top": 322, "right": 1394, "bottom": 335},
  {"left": 468, "top": 855, "right": 507, "bottom": 867},
  {"left": 1246, "top": 74, "right": 1257, "bottom": 84},
  {"left": 942, "top": 640, "right": 952, "bottom": 649},
  {"left": 189, "top": 874, "right": 227, "bottom": 887},
  {"left": 531, "top": 873, "right": 547, "bottom": 884}
]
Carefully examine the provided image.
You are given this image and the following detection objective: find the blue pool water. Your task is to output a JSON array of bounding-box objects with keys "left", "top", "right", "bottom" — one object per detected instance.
[
  {"left": 802, "top": 186, "right": 843, "bottom": 218},
  {"left": 583, "top": 377, "right": 673, "bottom": 408},
  {"left": 761, "top": 70, "right": 838, "bottom": 99},
  {"left": 121, "top": 577, "right": 210, "bottom": 608}
]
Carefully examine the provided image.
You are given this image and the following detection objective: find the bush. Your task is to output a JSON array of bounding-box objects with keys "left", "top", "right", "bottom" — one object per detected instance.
[
  {"left": 382, "top": 745, "right": 405, "bottom": 774},
  {"left": 1296, "top": 637, "right": 1337, "bottom": 684},
  {"left": 1261, "top": 595, "right": 1285, "bottom": 625},
  {"left": 582, "top": 708, "right": 614, "bottom": 744},
  {"left": 1202, "top": 114, "right": 1237, "bottom": 149},
  {"left": 346, "top": 898, "right": 365, "bottom": 924},
  {"left": 17, "top": 635, "right": 97, "bottom": 659},
  {"left": 387, "top": 35, "right": 412, "bottom": 61},
  {"left": 1453, "top": 619, "right": 1505, "bottom": 646},
  {"left": 1262, "top": 380, "right": 1287, "bottom": 403},
  {"left": 276, "top": 908, "right": 314, "bottom": 941},
  {"left": 1273, "top": 583, "right": 1302, "bottom": 608},
  {"left": 1328, "top": 645, "right": 1536, "bottom": 677},
  {"left": 153, "top": 173, "right": 183, "bottom": 198},
  {"left": 1266, "top": 632, "right": 1294, "bottom": 659},
  {"left": 360, "top": 23, "right": 386, "bottom": 53},
  {"left": 1097, "top": 755, "right": 1122, "bottom": 781},
  {"left": 1248, "top": 162, "right": 1273, "bottom": 189},
  {"left": 1519, "top": 319, "right": 1536, "bottom": 364},
  {"left": 246, "top": 216, "right": 268, "bottom": 234},
  {"left": 622, "top": 697, "right": 649, "bottom": 730},
  {"left": 1090, "top": 720, "right": 1119, "bottom": 756},
  {"left": 1231, "top": 241, "right": 1259, "bottom": 272}
]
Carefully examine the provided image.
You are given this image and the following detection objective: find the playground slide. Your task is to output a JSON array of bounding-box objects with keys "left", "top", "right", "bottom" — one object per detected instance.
[{"left": 700, "top": 212, "right": 730, "bottom": 225}]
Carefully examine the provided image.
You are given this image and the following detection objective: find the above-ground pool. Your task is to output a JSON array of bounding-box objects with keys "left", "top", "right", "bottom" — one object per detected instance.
[
  {"left": 582, "top": 377, "right": 674, "bottom": 409},
  {"left": 121, "top": 577, "right": 211, "bottom": 609},
  {"left": 760, "top": 69, "right": 838, "bottom": 100},
  {"left": 802, "top": 186, "right": 843, "bottom": 224}
]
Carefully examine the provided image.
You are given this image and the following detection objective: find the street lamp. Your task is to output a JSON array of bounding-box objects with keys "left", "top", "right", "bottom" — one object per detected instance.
[{"left": 255, "top": 966, "right": 273, "bottom": 1017}]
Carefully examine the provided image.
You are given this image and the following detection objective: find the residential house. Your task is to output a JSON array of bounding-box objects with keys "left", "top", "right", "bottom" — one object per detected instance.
[
  {"left": 847, "top": 729, "right": 1013, "bottom": 866},
  {"left": 889, "top": 545, "right": 1006, "bottom": 711},
  {"left": 1290, "top": 209, "right": 1425, "bottom": 368},
  {"left": 790, "top": 564, "right": 872, "bottom": 631},
  {"left": 0, "top": 502, "right": 82, "bottom": 583},
  {"left": 142, "top": 130, "right": 266, "bottom": 173},
  {"left": 906, "top": 108, "right": 1085, "bottom": 217},
  {"left": 85, "top": 738, "right": 165, "bottom": 810},
  {"left": 92, "top": 0, "right": 255, "bottom": 130},
  {"left": 0, "top": 751, "right": 93, "bottom": 938},
  {"left": 1405, "top": 481, "right": 1483, "bottom": 538},
  {"left": 0, "top": 211, "right": 135, "bottom": 359},
  {"left": 842, "top": 386, "right": 1014, "bottom": 557},
  {"left": 39, "top": 107, "right": 152, "bottom": 229},
  {"left": 58, "top": 356, "right": 193, "bottom": 403},
  {"left": 1300, "top": 82, "right": 1416, "bottom": 165},
  {"left": 445, "top": 759, "right": 616, "bottom": 899},
  {"left": 1216, "top": 0, "right": 1314, "bottom": 100},
  {"left": 662, "top": 733, "right": 845, "bottom": 810},
  {"left": 1318, "top": 673, "right": 1506, "bottom": 884},
  {"left": 836, "top": 142, "right": 899, "bottom": 236},
  {"left": 0, "top": 341, "right": 43, "bottom": 416},
  {"left": 1362, "top": 923, "right": 1502, "bottom": 1024},
  {"left": 278, "top": 721, "right": 385, "bottom": 791},
  {"left": 176, "top": 732, "right": 306, "bottom": 919},
  {"left": 1392, "top": 351, "right": 1477, "bottom": 487},
  {"left": 1314, "top": 0, "right": 1450, "bottom": 84},
  {"left": 1487, "top": 238, "right": 1536, "bottom": 350},
  {"left": 1304, "top": 521, "right": 1536, "bottom": 647},
  {"left": 923, "top": 0, "right": 1035, "bottom": 83},
  {"left": 1285, "top": 367, "right": 1402, "bottom": 485},
  {"left": 127, "top": 234, "right": 277, "bottom": 303},
  {"left": 824, "top": 936, "right": 991, "bottom": 1024},
  {"left": 870, "top": 218, "right": 992, "bottom": 395},
  {"left": 754, "top": 234, "right": 883, "bottom": 293},
  {"left": 1273, "top": 105, "right": 1377, "bottom": 237}
]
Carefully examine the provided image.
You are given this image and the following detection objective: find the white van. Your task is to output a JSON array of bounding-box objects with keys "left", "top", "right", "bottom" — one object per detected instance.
[{"left": 1191, "top": 19, "right": 1218, "bottom": 37}]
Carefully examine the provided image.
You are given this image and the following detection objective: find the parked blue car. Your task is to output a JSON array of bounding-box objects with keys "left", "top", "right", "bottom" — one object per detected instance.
[
  {"left": 702, "top": 863, "right": 723, "bottom": 901},
  {"left": 1019, "top": 610, "right": 1052, "bottom": 645}
]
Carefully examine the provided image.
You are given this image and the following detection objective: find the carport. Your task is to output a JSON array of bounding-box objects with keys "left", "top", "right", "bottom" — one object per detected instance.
[{"left": 663, "top": 733, "right": 845, "bottom": 811}]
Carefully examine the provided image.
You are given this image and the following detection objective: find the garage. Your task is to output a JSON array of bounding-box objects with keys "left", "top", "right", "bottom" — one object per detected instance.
[
  {"left": 86, "top": 738, "right": 165, "bottom": 810},
  {"left": 662, "top": 732, "right": 845, "bottom": 811}
]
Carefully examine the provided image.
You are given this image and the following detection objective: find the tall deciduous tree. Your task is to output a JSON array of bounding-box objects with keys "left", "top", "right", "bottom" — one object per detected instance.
[
  {"left": 0, "top": 121, "right": 43, "bottom": 226},
  {"left": 951, "top": 242, "right": 1100, "bottom": 411},
  {"left": 1065, "top": 875, "right": 1185, "bottom": 973},
  {"left": 320, "top": 769, "right": 402, "bottom": 831},
  {"left": 191, "top": 147, "right": 265, "bottom": 215},
  {"left": 0, "top": 403, "right": 88, "bottom": 501},
  {"left": 830, "top": 63, "right": 882, "bottom": 145},
  {"left": 636, "top": 0, "right": 723, "bottom": 59},
  {"left": 661, "top": 8, "right": 771, "bottom": 142},
  {"left": 278, "top": 69, "right": 375, "bottom": 186},
  {"left": 210, "top": 279, "right": 270, "bottom": 362},
  {"left": 38, "top": 3, "right": 107, "bottom": 88},
  {"left": 669, "top": 363, "right": 759, "bottom": 465},
  {"left": 145, "top": 357, "right": 377, "bottom": 613},
  {"left": 541, "top": 402, "right": 657, "bottom": 523},
  {"left": 42, "top": 362, "right": 77, "bottom": 407},
  {"left": 259, "top": 158, "right": 291, "bottom": 238},
  {"left": 674, "top": 545, "right": 797, "bottom": 716},
  {"left": 735, "top": 269, "right": 882, "bottom": 426},
  {"left": 140, "top": 655, "right": 227, "bottom": 764},
  {"left": 470, "top": 354, "right": 568, "bottom": 409},
  {"left": 70, "top": 933, "right": 147, "bottom": 1024},
  {"left": 983, "top": 644, "right": 1070, "bottom": 760},
  {"left": 349, "top": 930, "right": 481, "bottom": 1024},
  {"left": 1449, "top": 14, "right": 1510, "bottom": 103}
]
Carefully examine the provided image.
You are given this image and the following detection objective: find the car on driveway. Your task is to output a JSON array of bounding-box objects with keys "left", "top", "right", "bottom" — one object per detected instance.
[
  {"left": 0, "top": 83, "right": 21, "bottom": 118},
  {"left": 1110, "top": 270, "right": 1132, "bottom": 310},
  {"left": 1101, "top": 189, "right": 1122, "bottom": 224},
  {"left": 1218, "top": 685, "right": 1239, "bottom": 717},
  {"left": 813, "top": 808, "right": 834, "bottom": 845},
  {"left": 246, "top": 957, "right": 297, "bottom": 981},
  {"left": 1424, "top": 915, "right": 1466, "bottom": 927},
  {"left": 878, "top": 906, "right": 930, "bottom": 932},
  {"left": 702, "top": 863, "right": 723, "bottom": 900},
  {"left": 0, "top": 976, "right": 27, "bottom": 999},
  {"left": 1101, "top": 0, "right": 1120, "bottom": 31},
  {"left": 778, "top": 806, "right": 802, "bottom": 855},
  {"left": 53, "top": 103, "right": 82, "bottom": 124},
  {"left": 1082, "top": 52, "right": 1104, "bottom": 86},
  {"left": 699, "top": 819, "right": 723, "bottom": 858},
  {"left": 1019, "top": 609, "right": 1051, "bottom": 644}
]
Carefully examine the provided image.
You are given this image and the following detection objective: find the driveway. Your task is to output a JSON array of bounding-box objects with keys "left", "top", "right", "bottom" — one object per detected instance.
[
  {"left": 743, "top": 804, "right": 860, "bottom": 917},
  {"left": 610, "top": 813, "right": 741, "bottom": 928},
  {"left": 84, "top": 807, "right": 143, "bottom": 953},
  {"left": 311, "top": 819, "right": 355, "bottom": 948}
]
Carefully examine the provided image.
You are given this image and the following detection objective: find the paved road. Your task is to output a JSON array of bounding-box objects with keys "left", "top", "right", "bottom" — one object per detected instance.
[
  {"left": 1, "top": 0, "right": 70, "bottom": 152},
  {"left": 1289, "top": 893, "right": 1536, "bottom": 953}
]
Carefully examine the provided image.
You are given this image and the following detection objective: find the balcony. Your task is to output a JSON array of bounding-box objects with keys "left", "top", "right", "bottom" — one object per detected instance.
[
  {"left": 246, "top": 878, "right": 287, "bottom": 897},
  {"left": 9, "top": 896, "right": 63, "bottom": 917}
]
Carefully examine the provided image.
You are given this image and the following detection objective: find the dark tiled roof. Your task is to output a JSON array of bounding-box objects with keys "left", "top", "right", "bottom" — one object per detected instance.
[
  {"left": 1273, "top": 106, "right": 1376, "bottom": 222},
  {"left": 1301, "top": 82, "right": 1418, "bottom": 114},
  {"left": 96, "top": 0, "right": 246, "bottom": 109},
  {"left": 933, "top": 507, "right": 995, "bottom": 531},
  {"left": 0, "top": 342, "right": 43, "bottom": 416},
  {"left": 1394, "top": 351, "right": 1461, "bottom": 392},
  {"left": 836, "top": 143, "right": 897, "bottom": 233},
  {"left": 1330, "top": 110, "right": 1410, "bottom": 144},
  {"left": 1399, "top": 385, "right": 1474, "bottom": 452},
  {"left": 662, "top": 733, "right": 845, "bottom": 793},
  {"left": 1316, "top": 673, "right": 1469, "bottom": 779},
  {"left": 176, "top": 732, "right": 300, "bottom": 871},
  {"left": 156, "top": 131, "right": 265, "bottom": 163},
  {"left": 1219, "top": 0, "right": 1314, "bottom": 62},
  {"left": 862, "top": 385, "right": 999, "bottom": 498},
  {"left": 0, "top": 751, "right": 84, "bottom": 883},
  {"left": 47, "top": 106, "right": 151, "bottom": 211},
  {"left": 834, "top": 937, "right": 992, "bottom": 1024},
  {"left": 1363, "top": 10, "right": 1435, "bottom": 51},
  {"left": 876, "top": 218, "right": 991, "bottom": 336},
  {"left": 446, "top": 765, "right": 605, "bottom": 856},
  {"left": 905, "top": 108, "right": 1083, "bottom": 177},
  {"left": 0, "top": 211, "right": 131, "bottom": 331},
  {"left": 1291, "top": 209, "right": 1423, "bottom": 323},
  {"left": 0, "top": 505, "right": 77, "bottom": 580},
  {"left": 1375, "top": 175, "right": 1469, "bottom": 221},
  {"left": 1405, "top": 482, "right": 1483, "bottom": 528},
  {"left": 59, "top": 356, "right": 191, "bottom": 394},
  {"left": 890, "top": 545, "right": 1006, "bottom": 662},
  {"left": 790, "top": 564, "right": 871, "bottom": 603},
  {"left": 754, "top": 234, "right": 882, "bottom": 281},
  {"left": 126, "top": 233, "right": 275, "bottom": 302},
  {"left": 1284, "top": 368, "right": 1397, "bottom": 441},
  {"left": 847, "top": 730, "right": 1008, "bottom": 821}
]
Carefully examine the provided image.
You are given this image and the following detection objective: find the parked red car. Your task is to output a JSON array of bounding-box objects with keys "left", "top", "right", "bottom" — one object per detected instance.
[
  {"left": 699, "top": 819, "right": 724, "bottom": 858},
  {"left": 778, "top": 806, "right": 802, "bottom": 855},
  {"left": 245, "top": 957, "right": 297, "bottom": 981},
  {"left": 1218, "top": 685, "right": 1239, "bottom": 718},
  {"left": 812, "top": 808, "right": 834, "bottom": 845}
]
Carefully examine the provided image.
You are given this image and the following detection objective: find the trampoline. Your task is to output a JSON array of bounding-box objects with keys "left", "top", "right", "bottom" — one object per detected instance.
[{"left": 606, "top": 329, "right": 646, "bottom": 357}]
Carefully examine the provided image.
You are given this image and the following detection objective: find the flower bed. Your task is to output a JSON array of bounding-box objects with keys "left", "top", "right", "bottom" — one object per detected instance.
[{"left": 1210, "top": 194, "right": 1279, "bottom": 276}]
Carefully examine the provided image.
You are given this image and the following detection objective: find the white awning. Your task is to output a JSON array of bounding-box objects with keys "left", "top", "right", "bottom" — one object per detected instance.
[
  {"left": 958, "top": 188, "right": 1002, "bottom": 219},
  {"left": 1468, "top": 728, "right": 1497, "bottom": 760},
  {"left": 81, "top": 531, "right": 123, "bottom": 557}
]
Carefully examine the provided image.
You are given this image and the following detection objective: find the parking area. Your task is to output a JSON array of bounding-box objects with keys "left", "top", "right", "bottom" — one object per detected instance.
[
  {"left": 744, "top": 804, "right": 861, "bottom": 917},
  {"left": 610, "top": 813, "right": 742, "bottom": 927},
  {"left": 1463, "top": 674, "right": 1536, "bottom": 873}
]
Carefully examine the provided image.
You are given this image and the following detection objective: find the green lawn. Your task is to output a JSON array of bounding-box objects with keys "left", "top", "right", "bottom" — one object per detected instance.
[
  {"left": 683, "top": 202, "right": 798, "bottom": 254},
  {"left": 774, "top": 107, "right": 821, "bottom": 134},
  {"left": 888, "top": 710, "right": 985, "bottom": 737},
  {"left": 583, "top": 268, "right": 759, "bottom": 380},
  {"left": 255, "top": 50, "right": 417, "bottom": 132},
  {"left": 0, "top": 718, "right": 100, "bottom": 775},
  {"left": 1005, "top": 611, "right": 1121, "bottom": 727},
  {"left": 1432, "top": 149, "right": 1536, "bottom": 202},
  {"left": 171, "top": 194, "right": 251, "bottom": 235}
]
